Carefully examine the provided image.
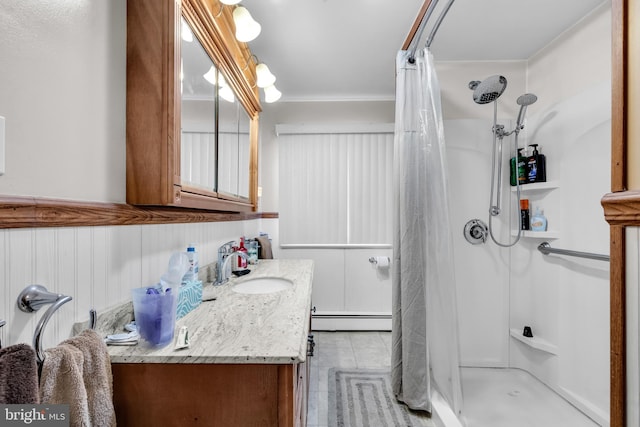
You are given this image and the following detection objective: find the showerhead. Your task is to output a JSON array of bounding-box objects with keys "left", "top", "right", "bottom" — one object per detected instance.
[
  {"left": 516, "top": 93, "right": 538, "bottom": 128},
  {"left": 517, "top": 93, "right": 538, "bottom": 107},
  {"left": 472, "top": 75, "right": 507, "bottom": 104}
]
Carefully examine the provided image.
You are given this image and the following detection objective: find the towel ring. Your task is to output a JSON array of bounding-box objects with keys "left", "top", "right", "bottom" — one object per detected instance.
[{"left": 17, "top": 285, "right": 73, "bottom": 364}]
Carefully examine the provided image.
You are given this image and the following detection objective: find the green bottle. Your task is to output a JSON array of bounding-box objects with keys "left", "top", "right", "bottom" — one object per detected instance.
[{"left": 510, "top": 148, "right": 526, "bottom": 186}]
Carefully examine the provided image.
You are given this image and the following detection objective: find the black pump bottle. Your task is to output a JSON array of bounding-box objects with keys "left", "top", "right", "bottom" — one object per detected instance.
[{"left": 527, "top": 144, "right": 546, "bottom": 183}]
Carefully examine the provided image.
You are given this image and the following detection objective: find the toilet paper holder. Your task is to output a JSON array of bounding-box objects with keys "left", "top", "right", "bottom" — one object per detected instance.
[{"left": 368, "top": 256, "right": 390, "bottom": 264}]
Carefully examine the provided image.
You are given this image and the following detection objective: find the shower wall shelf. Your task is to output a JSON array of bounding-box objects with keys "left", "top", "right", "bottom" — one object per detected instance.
[
  {"left": 510, "top": 180, "right": 559, "bottom": 239},
  {"left": 511, "top": 230, "right": 560, "bottom": 239},
  {"left": 510, "top": 181, "right": 559, "bottom": 193},
  {"left": 509, "top": 328, "right": 558, "bottom": 355}
]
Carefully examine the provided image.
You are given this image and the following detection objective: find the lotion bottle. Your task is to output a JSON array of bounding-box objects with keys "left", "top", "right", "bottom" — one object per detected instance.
[{"left": 530, "top": 207, "right": 548, "bottom": 231}]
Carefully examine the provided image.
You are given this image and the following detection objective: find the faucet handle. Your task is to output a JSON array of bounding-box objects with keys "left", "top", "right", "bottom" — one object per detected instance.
[{"left": 218, "top": 240, "right": 235, "bottom": 254}]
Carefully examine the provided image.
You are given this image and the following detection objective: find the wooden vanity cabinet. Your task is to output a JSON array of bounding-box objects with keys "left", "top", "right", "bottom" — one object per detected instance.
[{"left": 112, "top": 361, "right": 309, "bottom": 427}]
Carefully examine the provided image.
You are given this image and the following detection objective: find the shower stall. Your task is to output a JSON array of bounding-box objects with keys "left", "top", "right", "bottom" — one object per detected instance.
[{"left": 396, "top": 1, "right": 611, "bottom": 426}]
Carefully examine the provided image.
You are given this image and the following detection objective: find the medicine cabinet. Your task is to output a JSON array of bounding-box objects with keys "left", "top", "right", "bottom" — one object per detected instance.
[{"left": 126, "top": 0, "right": 259, "bottom": 212}]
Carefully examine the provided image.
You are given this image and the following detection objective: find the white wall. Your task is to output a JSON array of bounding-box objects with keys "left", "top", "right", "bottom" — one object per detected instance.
[
  {"left": 511, "top": 4, "right": 611, "bottom": 424},
  {"left": 0, "top": 0, "right": 127, "bottom": 202}
]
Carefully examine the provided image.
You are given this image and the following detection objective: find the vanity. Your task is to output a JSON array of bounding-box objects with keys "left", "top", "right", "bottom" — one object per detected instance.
[{"left": 105, "top": 259, "right": 314, "bottom": 427}]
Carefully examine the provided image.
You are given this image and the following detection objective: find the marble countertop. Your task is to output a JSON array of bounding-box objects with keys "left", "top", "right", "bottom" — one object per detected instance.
[{"left": 102, "top": 259, "right": 314, "bottom": 364}]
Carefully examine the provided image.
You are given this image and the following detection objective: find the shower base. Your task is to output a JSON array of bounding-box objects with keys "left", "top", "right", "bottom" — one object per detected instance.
[{"left": 433, "top": 367, "right": 600, "bottom": 427}]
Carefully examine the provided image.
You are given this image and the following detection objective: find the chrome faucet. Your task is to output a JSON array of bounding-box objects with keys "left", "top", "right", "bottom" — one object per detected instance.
[{"left": 215, "top": 241, "right": 250, "bottom": 286}]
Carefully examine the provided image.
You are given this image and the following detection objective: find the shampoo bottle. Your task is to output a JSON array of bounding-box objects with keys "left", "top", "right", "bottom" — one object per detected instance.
[
  {"left": 530, "top": 207, "right": 548, "bottom": 231},
  {"left": 510, "top": 148, "right": 527, "bottom": 186},
  {"left": 518, "top": 149, "right": 527, "bottom": 185}
]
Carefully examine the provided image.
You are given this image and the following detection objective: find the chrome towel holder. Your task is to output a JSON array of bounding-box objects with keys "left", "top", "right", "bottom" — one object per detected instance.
[{"left": 17, "top": 285, "right": 73, "bottom": 364}]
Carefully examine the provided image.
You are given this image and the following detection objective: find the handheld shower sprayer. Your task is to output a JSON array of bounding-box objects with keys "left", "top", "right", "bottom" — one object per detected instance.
[
  {"left": 515, "top": 93, "right": 538, "bottom": 131},
  {"left": 469, "top": 75, "right": 538, "bottom": 247}
]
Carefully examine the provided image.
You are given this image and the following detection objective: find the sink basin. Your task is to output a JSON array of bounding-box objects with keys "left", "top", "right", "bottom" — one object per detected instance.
[{"left": 231, "top": 277, "right": 293, "bottom": 294}]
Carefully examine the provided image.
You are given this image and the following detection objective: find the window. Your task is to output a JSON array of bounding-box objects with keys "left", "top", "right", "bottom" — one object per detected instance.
[{"left": 278, "top": 124, "right": 394, "bottom": 245}]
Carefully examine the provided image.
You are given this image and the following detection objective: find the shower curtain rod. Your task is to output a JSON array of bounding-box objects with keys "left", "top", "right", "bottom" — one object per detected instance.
[
  {"left": 537, "top": 242, "right": 610, "bottom": 262},
  {"left": 404, "top": 0, "right": 456, "bottom": 62}
]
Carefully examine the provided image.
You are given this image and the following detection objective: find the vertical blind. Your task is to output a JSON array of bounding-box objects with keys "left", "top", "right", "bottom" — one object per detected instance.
[
  {"left": 181, "top": 131, "right": 250, "bottom": 198},
  {"left": 181, "top": 131, "right": 216, "bottom": 190},
  {"left": 278, "top": 125, "right": 394, "bottom": 245}
]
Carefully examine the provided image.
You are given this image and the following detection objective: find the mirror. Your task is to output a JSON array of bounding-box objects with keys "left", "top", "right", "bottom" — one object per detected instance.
[
  {"left": 126, "top": 0, "right": 258, "bottom": 211},
  {"left": 218, "top": 98, "right": 251, "bottom": 199},
  {"left": 179, "top": 16, "right": 250, "bottom": 200},
  {"left": 180, "top": 17, "right": 217, "bottom": 192}
]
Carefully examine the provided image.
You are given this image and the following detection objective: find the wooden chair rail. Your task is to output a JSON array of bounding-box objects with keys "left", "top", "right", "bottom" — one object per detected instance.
[{"left": 0, "top": 195, "right": 277, "bottom": 229}]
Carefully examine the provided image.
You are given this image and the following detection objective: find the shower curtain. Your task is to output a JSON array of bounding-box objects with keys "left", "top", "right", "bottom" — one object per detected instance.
[{"left": 391, "top": 47, "right": 463, "bottom": 416}]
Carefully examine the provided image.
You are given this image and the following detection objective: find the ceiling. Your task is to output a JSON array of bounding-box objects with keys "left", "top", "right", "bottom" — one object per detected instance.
[{"left": 239, "top": 0, "right": 608, "bottom": 103}]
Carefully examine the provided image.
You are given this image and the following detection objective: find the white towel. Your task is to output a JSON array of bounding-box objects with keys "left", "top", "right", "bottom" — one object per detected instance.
[{"left": 40, "top": 329, "right": 116, "bottom": 427}]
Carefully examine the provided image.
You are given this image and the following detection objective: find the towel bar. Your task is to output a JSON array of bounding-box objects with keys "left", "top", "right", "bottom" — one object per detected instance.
[
  {"left": 17, "top": 285, "right": 72, "bottom": 365},
  {"left": 537, "top": 242, "right": 610, "bottom": 262}
]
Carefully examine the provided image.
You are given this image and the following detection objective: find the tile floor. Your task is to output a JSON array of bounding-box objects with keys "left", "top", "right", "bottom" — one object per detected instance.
[{"left": 306, "top": 331, "right": 393, "bottom": 427}]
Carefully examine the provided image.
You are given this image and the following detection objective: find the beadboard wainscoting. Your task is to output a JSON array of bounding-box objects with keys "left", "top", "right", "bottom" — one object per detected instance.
[{"left": 0, "top": 219, "right": 274, "bottom": 351}]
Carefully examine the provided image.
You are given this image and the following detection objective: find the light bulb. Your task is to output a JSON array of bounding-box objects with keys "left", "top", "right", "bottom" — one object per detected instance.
[
  {"left": 220, "top": 0, "right": 242, "bottom": 4},
  {"left": 203, "top": 66, "right": 217, "bottom": 85},
  {"left": 264, "top": 84, "right": 282, "bottom": 103},
  {"left": 233, "top": 7, "right": 261, "bottom": 42},
  {"left": 219, "top": 86, "right": 236, "bottom": 103},
  {"left": 181, "top": 19, "right": 193, "bottom": 42},
  {"left": 255, "top": 63, "right": 276, "bottom": 88}
]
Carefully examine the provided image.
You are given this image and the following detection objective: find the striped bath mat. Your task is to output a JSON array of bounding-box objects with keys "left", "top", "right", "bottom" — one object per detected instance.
[{"left": 328, "top": 368, "right": 433, "bottom": 427}]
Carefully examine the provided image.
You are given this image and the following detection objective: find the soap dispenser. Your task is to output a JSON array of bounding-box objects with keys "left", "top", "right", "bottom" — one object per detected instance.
[
  {"left": 527, "top": 144, "right": 546, "bottom": 183},
  {"left": 237, "top": 237, "right": 248, "bottom": 269}
]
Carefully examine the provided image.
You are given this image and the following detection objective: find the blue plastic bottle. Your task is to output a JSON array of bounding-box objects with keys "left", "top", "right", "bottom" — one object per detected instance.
[
  {"left": 530, "top": 207, "right": 548, "bottom": 231},
  {"left": 183, "top": 244, "right": 199, "bottom": 282}
]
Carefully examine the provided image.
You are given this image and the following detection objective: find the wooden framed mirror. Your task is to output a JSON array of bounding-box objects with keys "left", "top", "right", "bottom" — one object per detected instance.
[{"left": 126, "top": 0, "right": 259, "bottom": 212}]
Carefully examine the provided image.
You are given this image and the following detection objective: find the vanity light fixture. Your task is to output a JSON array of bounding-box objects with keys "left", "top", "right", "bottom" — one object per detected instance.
[
  {"left": 264, "top": 84, "right": 282, "bottom": 103},
  {"left": 255, "top": 63, "right": 276, "bottom": 88},
  {"left": 233, "top": 7, "right": 261, "bottom": 42}
]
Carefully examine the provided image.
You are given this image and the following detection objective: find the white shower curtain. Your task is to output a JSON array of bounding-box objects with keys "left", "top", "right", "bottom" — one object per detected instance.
[{"left": 391, "top": 48, "right": 464, "bottom": 417}]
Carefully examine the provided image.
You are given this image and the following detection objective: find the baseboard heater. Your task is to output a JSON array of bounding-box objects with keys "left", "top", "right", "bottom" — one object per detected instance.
[{"left": 311, "top": 311, "right": 392, "bottom": 331}]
